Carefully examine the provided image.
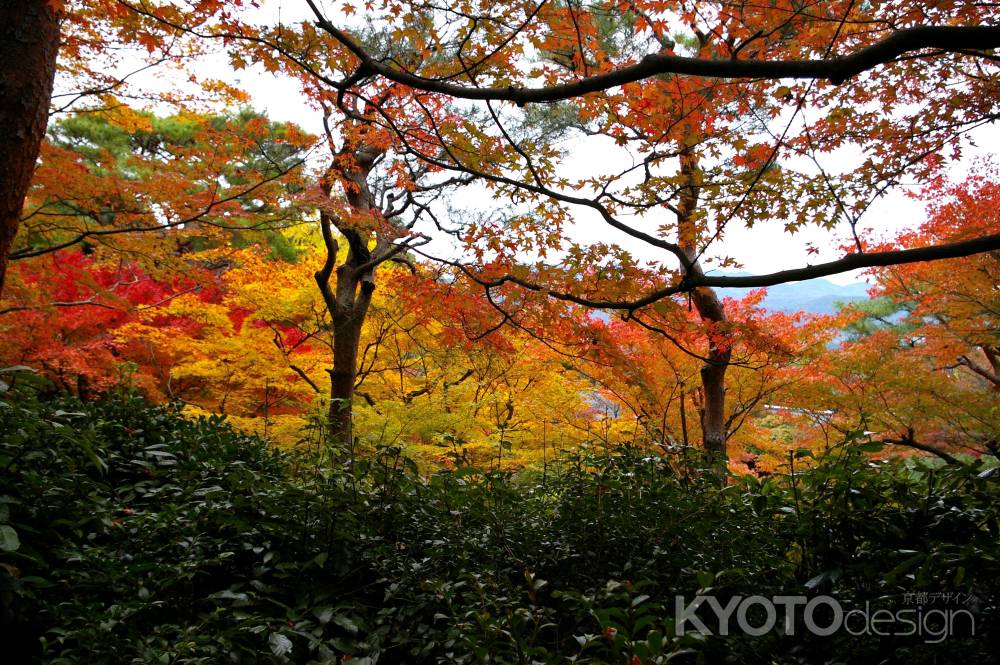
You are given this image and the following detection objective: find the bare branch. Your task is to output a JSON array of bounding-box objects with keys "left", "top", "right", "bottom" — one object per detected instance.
[
  {"left": 881, "top": 428, "right": 961, "bottom": 465},
  {"left": 288, "top": 364, "right": 322, "bottom": 394}
]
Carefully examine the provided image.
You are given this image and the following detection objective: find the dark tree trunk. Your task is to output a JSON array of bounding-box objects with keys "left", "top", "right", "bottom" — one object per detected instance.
[
  {"left": 328, "top": 316, "right": 362, "bottom": 444},
  {"left": 0, "top": 1, "right": 60, "bottom": 297},
  {"left": 325, "top": 260, "right": 375, "bottom": 446},
  {"left": 314, "top": 135, "right": 385, "bottom": 446}
]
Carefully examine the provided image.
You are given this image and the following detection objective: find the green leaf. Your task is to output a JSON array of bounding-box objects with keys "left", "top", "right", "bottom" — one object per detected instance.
[
  {"left": 631, "top": 594, "right": 651, "bottom": 607},
  {"left": 209, "top": 589, "right": 249, "bottom": 602},
  {"left": 0, "top": 525, "right": 19, "bottom": 552},
  {"left": 884, "top": 553, "right": 925, "bottom": 583},
  {"left": 269, "top": 632, "right": 293, "bottom": 657},
  {"left": 53, "top": 410, "right": 88, "bottom": 418},
  {"left": 332, "top": 615, "right": 359, "bottom": 634}
]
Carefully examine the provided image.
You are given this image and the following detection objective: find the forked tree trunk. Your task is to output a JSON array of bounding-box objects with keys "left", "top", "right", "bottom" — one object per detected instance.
[
  {"left": 314, "top": 138, "right": 384, "bottom": 446},
  {"left": 0, "top": 1, "right": 60, "bottom": 297}
]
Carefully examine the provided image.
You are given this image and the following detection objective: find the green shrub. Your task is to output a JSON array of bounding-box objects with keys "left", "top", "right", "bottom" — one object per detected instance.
[
  {"left": 1, "top": 381, "right": 365, "bottom": 664},
  {"left": 1, "top": 381, "right": 997, "bottom": 663}
]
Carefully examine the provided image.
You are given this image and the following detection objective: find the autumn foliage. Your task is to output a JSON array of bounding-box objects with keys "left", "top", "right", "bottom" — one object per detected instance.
[
  {"left": 3, "top": 156, "right": 997, "bottom": 472},
  {"left": 1, "top": 1, "right": 999, "bottom": 471}
]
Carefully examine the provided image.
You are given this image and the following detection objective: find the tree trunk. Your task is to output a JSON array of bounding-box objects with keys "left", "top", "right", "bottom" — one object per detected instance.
[
  {"left": 0, "top": 1, "right": 60, "bottom": 297},
  {"left": 691, "top": 288, "right": 731, "bottom": 464},
  {"left": 326, "top": 264, "right": 375, "bottom": 445},
  {"left": 328, "top": 317, "right": 361, "bottom": 445},
  {"left": 677, "top": 149, "right": 732, "bottom": 469},
  {"left": 314, "top": 134, "right": 384, "bottom": 446}
]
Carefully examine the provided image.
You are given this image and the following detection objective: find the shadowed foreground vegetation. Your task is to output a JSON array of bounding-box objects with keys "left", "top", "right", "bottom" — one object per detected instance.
[{"left": 1, "top": 379, "right": 998, "bottom": 664}]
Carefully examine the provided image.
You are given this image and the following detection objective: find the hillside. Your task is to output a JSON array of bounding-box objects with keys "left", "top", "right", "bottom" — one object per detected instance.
[{"left": 711, "top": 271, "right": 871, "bottom": 314}]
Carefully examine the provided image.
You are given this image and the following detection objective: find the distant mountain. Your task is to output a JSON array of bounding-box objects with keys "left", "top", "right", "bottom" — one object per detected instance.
[{"left": 709, "top": 270, "right": 870, "bottom": 315}]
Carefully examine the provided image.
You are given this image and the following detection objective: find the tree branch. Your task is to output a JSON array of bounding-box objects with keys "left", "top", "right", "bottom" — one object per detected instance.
[
  {"left": 881, "top": 428, "right": 961, "bottom": 465},
  {"left": 288, "top": 364, "right": 322, "bottom": 394},
  {"left": 415, "top": 232, "right": 1000, "bottom": 312},
  {"left": 306, "top": 14, "right": 1000, "bottom": 103},
  {"left": 957, "top": 354, "right": 1000, "bottom": 389}
]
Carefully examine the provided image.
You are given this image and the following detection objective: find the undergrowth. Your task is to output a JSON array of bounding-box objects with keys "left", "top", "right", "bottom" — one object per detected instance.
[{"left": 1, "top": 380, "right": 998, "bottom": 663}]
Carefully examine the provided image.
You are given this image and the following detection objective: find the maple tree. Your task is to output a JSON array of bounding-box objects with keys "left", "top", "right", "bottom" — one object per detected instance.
[
  {"left": 0, "top": 250, "right": 176, "bottom": 396},
  {"left": 790, "top": 173, "right": 1000, "bottom": 460},
  {"left": 225, "top": 0, "right": 998, "bottom": 464},
  {"left": 580, "top": 287, "right": 833, "bottom": 474},
  {"left": 306, "top": 103, "right": 442, "bottom": 445},
  {"left": 113, "top": 246, "right": 324, "bottom": 441},
  {"left": 120, "top": 9, "right": 485, "bottom": 445},
  {"left": 877, "top": 175, "right": 1000, "bottom": 405},
  {"left": 0, "top": 104, "right": 313, "bottom": 411}
]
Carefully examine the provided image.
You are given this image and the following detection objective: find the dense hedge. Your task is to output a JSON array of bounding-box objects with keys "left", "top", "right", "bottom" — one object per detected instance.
[{"left": 1, "top": 381, "right": 998, "bottom": 663}]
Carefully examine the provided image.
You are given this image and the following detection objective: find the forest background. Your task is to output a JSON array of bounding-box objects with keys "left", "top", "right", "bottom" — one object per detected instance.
[{"left": 1, "top": 0, "right": 998, "bottom": 475}]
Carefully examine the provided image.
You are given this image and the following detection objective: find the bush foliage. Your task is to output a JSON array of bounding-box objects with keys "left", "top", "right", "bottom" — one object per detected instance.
[{"left": 1, "top": 381, "right": 998, "bottom": 663}]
